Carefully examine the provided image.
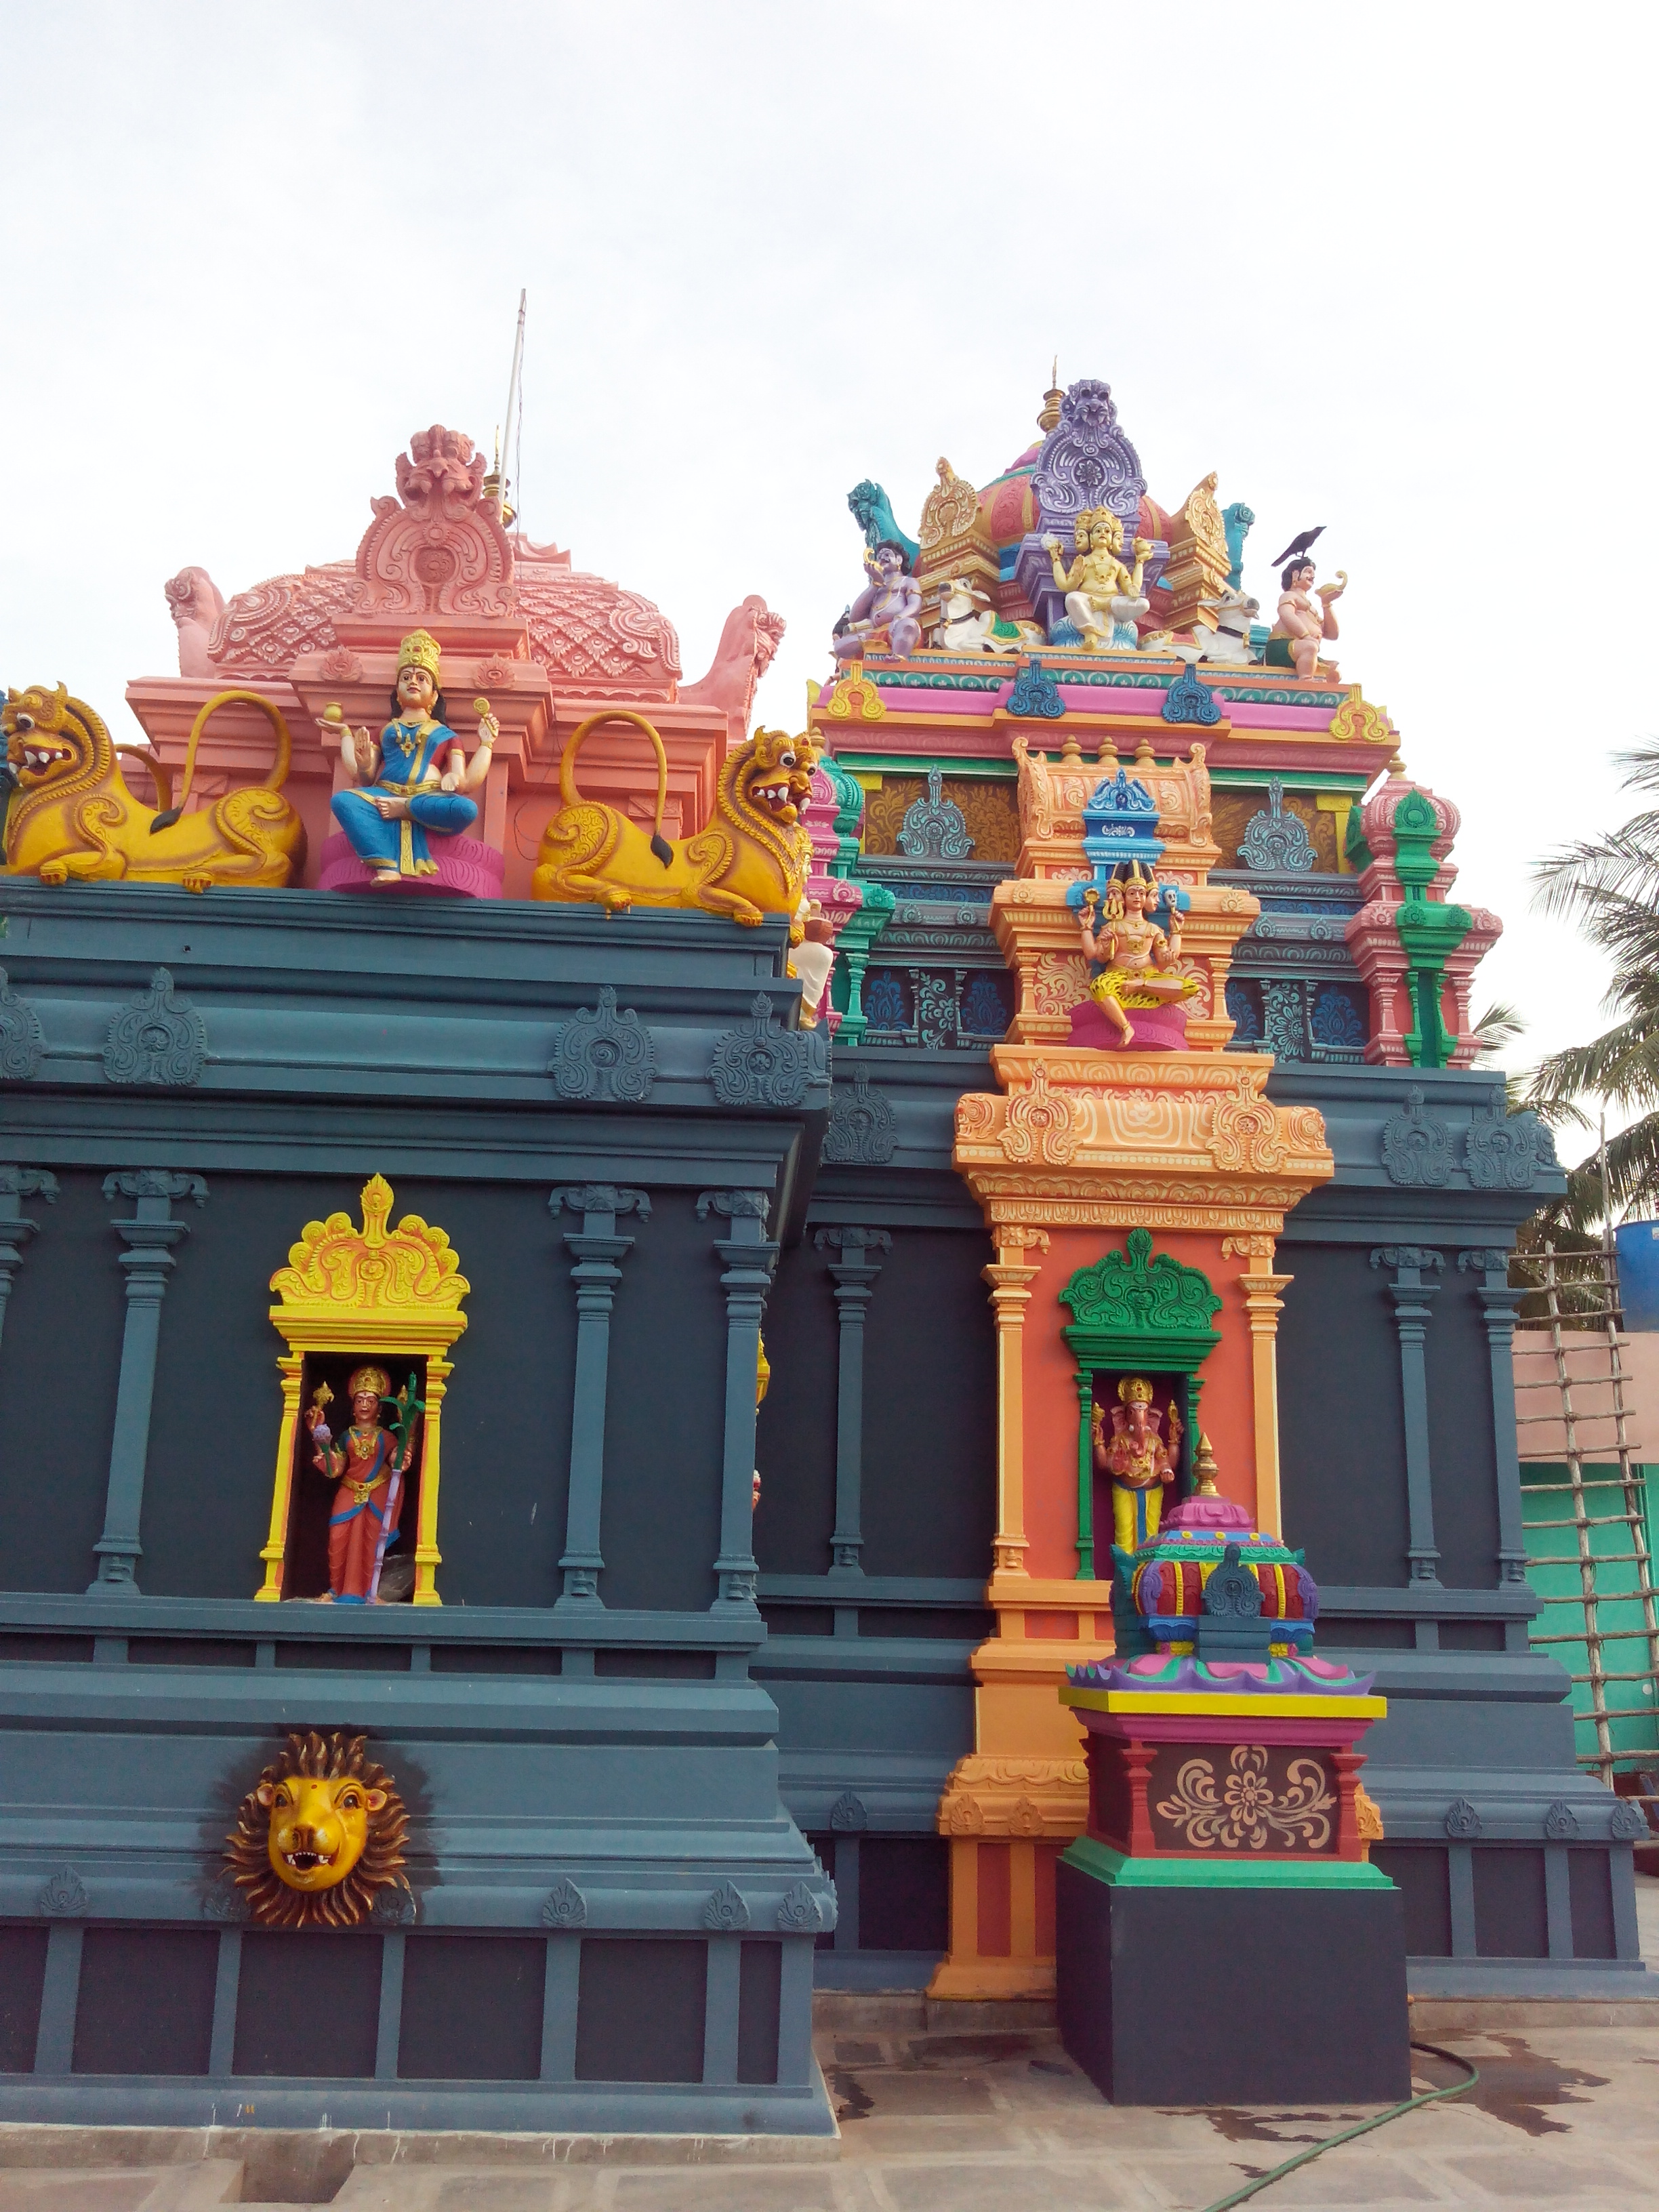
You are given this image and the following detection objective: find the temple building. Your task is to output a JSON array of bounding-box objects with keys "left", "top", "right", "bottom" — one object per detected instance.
[{"left": 0, "top": 384, "right": 1643, "bottom": 2135}]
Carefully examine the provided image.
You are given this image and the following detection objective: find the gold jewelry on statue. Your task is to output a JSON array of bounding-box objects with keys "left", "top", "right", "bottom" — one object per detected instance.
[
  {"left": 1118, "top": 1375, "right": 1154, "bottom": 1406},
  {"left": 348, "top": 1364, "right": 392, "bottom": 1401},
  {"left": 397, "top": 630, "right": 442, "bottom": 680}
]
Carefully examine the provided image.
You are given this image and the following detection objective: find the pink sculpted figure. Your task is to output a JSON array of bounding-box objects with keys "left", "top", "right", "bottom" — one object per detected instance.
[
  {"left": 1269, "top": 555, "right": 1346, "bottom": 682},
  {"left": 833, "top": 541, "right": 923, "bottom": 662}
]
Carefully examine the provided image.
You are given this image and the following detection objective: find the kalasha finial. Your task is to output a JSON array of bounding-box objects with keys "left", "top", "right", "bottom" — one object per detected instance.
[
  {"left": 1038, "top": 362, "right": 1063, "bottom": 434},
  {"left": 1194, "top": 1433, "right": 1220, "bottom": 1496}
]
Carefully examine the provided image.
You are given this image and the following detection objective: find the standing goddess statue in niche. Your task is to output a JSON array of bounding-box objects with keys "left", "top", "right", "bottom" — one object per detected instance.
[
  {"left": 305, "top": 1366, "right": 419, "bottom": 1603},
  {"left": 327, "top": 629, "right": 495, "bottom": 883},
  {"left": 1094, "top": 1374, "right": 1180, "bottom": 1551},
  {"left": 1078, "top": 865, "right": 1200, "bottom": 1044}
]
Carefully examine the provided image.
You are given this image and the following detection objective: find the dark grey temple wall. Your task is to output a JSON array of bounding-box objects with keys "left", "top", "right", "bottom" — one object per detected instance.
[{"left": 0, "top": 885, "right": 841, "bottom": 2132}]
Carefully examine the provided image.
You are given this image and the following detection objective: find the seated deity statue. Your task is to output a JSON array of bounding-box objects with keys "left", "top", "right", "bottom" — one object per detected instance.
[
  {"left": 832, "top": 540, "right": 923, "bottom": 662},
  {"left": 1078, "top": 863, "right": 1201, "bottom": 1044},
  {"left": 327, "top": 630, "right": 495, "bottom": 884},
  {"left": 1094, "top": 1374, "right": 1180, "bottom": 1551},
  {"left": 1266, "top": 556, "right": 1345, "bottom": 682},
  {"left": 1043, "top": 508, "right": 1152, "bottom": 650},
  {"left": 304, "top": 1366, "right": 419, "bottom": 1604}
]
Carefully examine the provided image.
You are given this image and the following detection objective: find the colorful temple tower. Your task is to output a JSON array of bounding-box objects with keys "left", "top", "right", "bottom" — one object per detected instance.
[{"left": 0, "top": 383, "right": 1645, "bottom": 2139}]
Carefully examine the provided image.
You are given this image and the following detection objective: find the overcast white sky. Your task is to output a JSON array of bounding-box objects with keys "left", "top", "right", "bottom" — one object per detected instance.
[{"left": 3, "top": 3, "right": 1652, "bottom": 1134}]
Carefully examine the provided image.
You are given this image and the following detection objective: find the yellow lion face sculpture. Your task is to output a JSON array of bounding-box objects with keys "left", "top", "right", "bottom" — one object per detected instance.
[
  {"left": 2, "top": 682, "right": 304, "bottom": 893},
  {"left": 532, "top": 714, "right": 817, "bottom": 928},
  {"left": 225, "top": 1731, "right": 411, "bottom": 1929}
]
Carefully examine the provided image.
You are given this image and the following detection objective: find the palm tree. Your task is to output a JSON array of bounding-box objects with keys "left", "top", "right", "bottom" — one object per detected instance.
[{"left": 1526, "top": 739, "right": 1659, "bottom": 1231}]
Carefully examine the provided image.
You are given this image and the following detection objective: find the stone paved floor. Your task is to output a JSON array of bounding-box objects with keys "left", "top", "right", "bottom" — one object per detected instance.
[{"left": 2, "top": 1877, "right": 1656, "bottom": 2211}]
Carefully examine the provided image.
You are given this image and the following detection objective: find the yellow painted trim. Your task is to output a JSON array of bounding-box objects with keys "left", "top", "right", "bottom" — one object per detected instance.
[{"left": 1061, "top": 1688, "right": 1387, "bottom": 1720}]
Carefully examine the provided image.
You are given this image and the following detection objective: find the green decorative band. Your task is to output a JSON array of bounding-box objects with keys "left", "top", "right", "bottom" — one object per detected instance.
[
  {"left": 1061, "top": 1834, "right": 1394, "bottom": 1893},
  {"left": 836, "top": 758, "right": 1019, "bottom": 780},
  {"left": 1211, "top": 769, "right": 1369, "bottom": 793}
]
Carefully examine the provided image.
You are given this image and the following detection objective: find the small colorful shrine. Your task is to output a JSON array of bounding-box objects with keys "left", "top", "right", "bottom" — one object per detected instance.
[{"left": 0, "top": 382, "right": 1643, "bottom": 2133}]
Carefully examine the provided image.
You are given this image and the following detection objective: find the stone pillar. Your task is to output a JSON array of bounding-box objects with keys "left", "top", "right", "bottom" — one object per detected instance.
[
  {"left": 1225, "top": 1235, "right": 1294, "bottom": 1538},
  {"left": 1459, "top": 1247, "right": 1530, "bottom": 1586},
  {"left": 983, "top": 1230, "right": 1047, "bottom": 1595},
  {"left": 1371, "top": 1245, "right": 1444, "bottom": 1586},
  {"left": 549, "top": 1185, "right": 650, "bottom": 1608},
  {"left": 89, "top": 1170, "right": 207, "bottom": 1595},
  {"left": 813, "top": 1227, "right": 891, "bottom": 1577},
  {"left": 0, "top": 1166, "right": 57, "bottom": 1361},
  {"left": 699, "top": 1191, "right": 779, "bottom": 1610}
]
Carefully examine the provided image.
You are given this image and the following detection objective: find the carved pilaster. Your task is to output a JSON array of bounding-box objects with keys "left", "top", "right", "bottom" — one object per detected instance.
[
  {"left": 90, "top": 1170, "right": 208, "bottom": 1594},
  {"left": 549, "top": 1186, "right": 651, "bottom": 1605},
  {"left": 1371, "top": 1246, "right": 1444, "bottom": 1586},
  {"left": 813, "top": 1227, "right": 891, "bottom": 1576},
  {"left": 1459, "top": 1248, "right": 1529, "bottom": 1586},
  {"left": 0, "top": 1166, "right": 57, "bottom": 1364},
  {"left": 699, "top": 1191, "right": 779, "bottom": 1608},
  {"left": 984, "top": 1231, "right": 1047, "bottom": 1590},
  {"left": 1224, "top": 1234, "right": 1293, "bottom": 1538}
]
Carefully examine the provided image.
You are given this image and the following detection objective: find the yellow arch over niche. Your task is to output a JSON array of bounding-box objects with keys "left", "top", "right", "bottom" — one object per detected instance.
[{"left": 257, "top": 1174, "right": 470, "bottom": 1605}]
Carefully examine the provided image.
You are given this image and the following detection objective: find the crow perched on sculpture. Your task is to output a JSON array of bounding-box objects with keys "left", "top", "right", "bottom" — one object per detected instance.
[{"left": 1270, "top": 525, "right": 1324, "bottom": 565}]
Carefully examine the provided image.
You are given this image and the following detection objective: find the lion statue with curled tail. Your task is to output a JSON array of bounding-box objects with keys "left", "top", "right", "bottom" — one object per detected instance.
[
  {"left": 532, "top": 714, "right": 816, "bottom": 930},
  {"left": 2, "top": 682, "right": 304, "bottom": 892},
  {"left": 224, "top": 1730, "right": 411, "bottom": 1929}
]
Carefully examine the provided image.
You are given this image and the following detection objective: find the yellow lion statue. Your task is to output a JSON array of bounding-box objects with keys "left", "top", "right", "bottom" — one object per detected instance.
[
  {"left": 532, "top": 713, "right": 815, "bottom": 928},
  {"left": 224, "top": 1729, "right": 411, "bottom": 1929},
  {"left": 2, "top": 683, "right": 304, "bottom": 892}
]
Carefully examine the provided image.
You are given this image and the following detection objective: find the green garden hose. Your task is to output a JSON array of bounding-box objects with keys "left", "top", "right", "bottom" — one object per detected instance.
[{"left": 1195, "top": 2041, "right": 1480, "bottom": 2212}]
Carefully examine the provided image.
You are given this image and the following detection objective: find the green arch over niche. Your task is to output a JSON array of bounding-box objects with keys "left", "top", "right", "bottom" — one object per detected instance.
[{"left": 1059, "top": 1229, "right": 1223, "bottom": 1580}]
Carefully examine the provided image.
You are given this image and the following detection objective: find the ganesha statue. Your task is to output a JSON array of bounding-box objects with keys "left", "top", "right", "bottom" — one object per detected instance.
[{"left": 224, "top": 1729, "right": 411, "bottom": 1928}]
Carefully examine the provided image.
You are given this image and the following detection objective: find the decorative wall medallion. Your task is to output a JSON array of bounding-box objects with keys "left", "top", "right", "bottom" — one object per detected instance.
[
  {"left": 1000, "top": 1062, "right": 1079, "bottom": 1166},
  {"left": 549, "top": 985, "right": 655, "bottom": 1103},
  {"left": 542, "top": 1876, "right": 589, "bottom": 1929},
  {"left": 102, "top": 968, "right": 206, "bottom": 1087},
  {"left": 202, "top": 1872, "right": 251, "bottom": 1923},
  {"left": 224, "top": 1730, "right": 411, "bottom": 1929},
  {"left": 702, "top": 1880, "right": 751, "bottom": 1931},
  {"left": 38, "top": 1866, "right": 89, "bottom": 1917},
  {"left": 1610, "top": 1798, "right": 1651, "bottom": 1842},
  {"left": 1238, "top": 779, "right": 1315, "bottom": 871},
  {"left": 776, "top": 1881, "right": 824, "bottom": 1931},
  {"left": 1443, "top": 1797, "right": 1483, "bottom": 1839},
  {"left": 103, "top": 1168, "right": 209, "bottom": 1208},
  {"left": 1151, "top": 1744, "right": 1334, "bottom": 1853},
  {"left": 897, "top": 767, "right": 974, "bottom": 860},
  {"left": 1007, "top": 655, "right": 1065, "bottom": 720},
  {"left": 830, "top": 1789, "right": 868, "bottom": 1832},
  {"left": 1543, "top": 1799, "right": 1580, "bottom": 1841},
  {"left": 318, "top": 647, "right": 364, "bottom": 684},
  {"left": 1061, "top": 1227, "right": 1222, "bottom": 1340},
  {"left": 1380, "top": 1086, "right": 1454, "bottom": 1187},
  {"left": 1162, "top": 663, "right": 1222, "bottom": 729},
  {"left": 824, "top": 1065, "right": 897, "bottom": 1164},
  {"left": 0, "top": 968, "right": 44, "bottom": 1081},
  {"left": 709, "top": 994, "right": 810, "bottom": 1108},
  {"left": 1465, "top": 1103, "right": 1543, "bottom": 1189},
  {"left": 371, "top": 1882, "right": 417, "bottom": 1926}
]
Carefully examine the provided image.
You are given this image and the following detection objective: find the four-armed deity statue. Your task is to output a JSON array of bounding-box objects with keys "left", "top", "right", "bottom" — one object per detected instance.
[
  {"left": 832, "top": 540, "right": 924, "bottom": 662},
  {"left": 304, "top": 1365, "right": 422, "bottom": 1603},
  {"left": 1042, "top": 507, "right": 1153, "bottom": 651},
  {"left": 1078, "top": 863, "right": 1200, "bottom": 1045},
  {"left": 1093, "top": 1374, "right": 1179, "bottom": 1551},
  {"left": 327, "top": 630, "right": 496, "bottom": 885}
]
